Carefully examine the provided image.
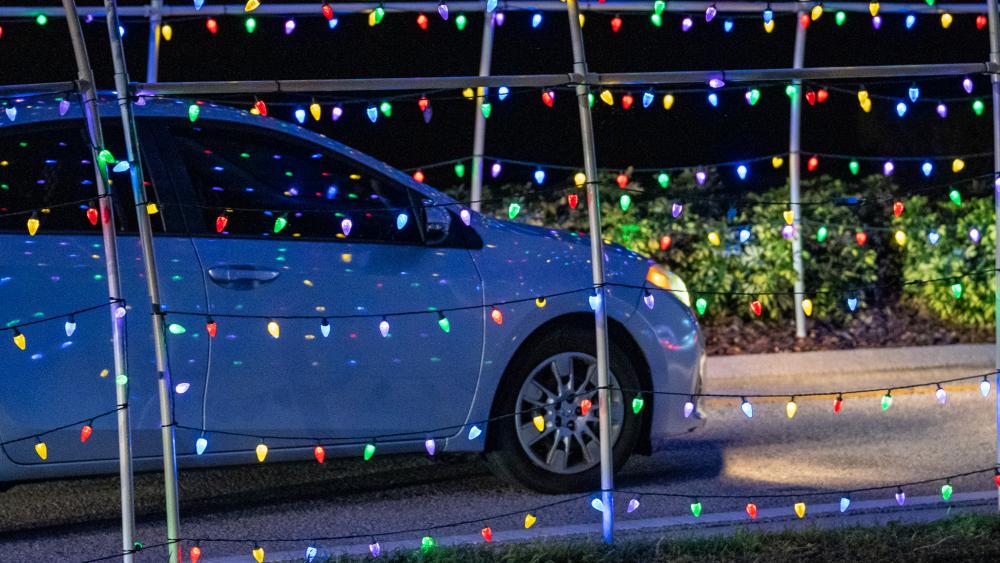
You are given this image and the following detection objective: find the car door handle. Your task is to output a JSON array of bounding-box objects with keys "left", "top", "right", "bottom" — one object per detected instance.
[{"left": 207, "top": 265, "right": 281, "bottom": 290}]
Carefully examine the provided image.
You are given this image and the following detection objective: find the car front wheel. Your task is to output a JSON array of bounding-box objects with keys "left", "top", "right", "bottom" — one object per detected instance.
[{"left": 485, "top": 326, "right": 644, "bottom": 493}]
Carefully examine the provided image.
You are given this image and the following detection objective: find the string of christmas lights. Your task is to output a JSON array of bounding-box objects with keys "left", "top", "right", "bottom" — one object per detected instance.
[
  {"left": 1, "top": 298, "right": 126, "bottom": 351},
  {"left": 0, "top": 405, "right": 126, "bottom": 462},
  {"left": 78, "top": 463, "right": 1000, "bottom": 563}
]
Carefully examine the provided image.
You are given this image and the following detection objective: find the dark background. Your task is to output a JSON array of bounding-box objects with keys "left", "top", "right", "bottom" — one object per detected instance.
[{"left": 0, "top": 1, "right": 995, "bottom": 190}]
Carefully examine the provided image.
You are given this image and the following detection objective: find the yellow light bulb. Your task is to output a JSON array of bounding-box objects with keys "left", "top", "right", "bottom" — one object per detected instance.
[
  {"left": 952, "top": 158, "right": 965, "bottom": 173},
  {"left": 368, "top": 10, "right": 378, "bottom": 26},
  {"left": 532, "top": 415, "right": 545, "bottom": 432},
  {"left": 462, "top": 88, "right": 475, "bottom": 100},
  {"left": 764, "top": 19, "right": 775, "bottom": 33},
  {"left": 250, "top": 107, "right": 261, "bottom": 115},
  {"left": 252, "top": 545, "right": 265, "bottom": 563},
  {"left": 524, "top": 513, "right": 537, "bottom": 528},
  {"left": 255, "top": 442, "right": 268, "bottom": 462},
  {"left": 26, "top": 214, "right": 39, "bottom": 236},
  {"left": 579, "top": 13, "right": 585, "bottom": 27},
  {"left": 707, "top": 232, "right": 721, "bottom": 246},
  {"left": 574, "top": 172, "right": 587, "bottom": 186},
  {"left": 161, "top": 24, "right": 173, "bottom": 41},
  {"left": 244, "top": 0, "right": 260, "bottom": 12},
  {"left": 267, "top": 320, "right": 280, "bottom": 339},
  {"left": 309, "top": 102, "right": 322, "bottom": 121},
  {"left": 811, "top": 5, "right": 823, "bottom": 20},
  {"left": 869, "top": 2, "right": 879, "bottom": 17},
  {"left": 801, "top": 298, "right": 813, "bottom": 317},
  {"left": 662, "top": 94, "right": 675, "bottom": 110},
  {"left": 857, "top": 89, "right": 869, "bottom": 103},
  {"left": 940, "top": 13, "right": 953, "bottom": 29},
  {"left": 894, "top": 230, "right": 907, "bottom": 246},
  {"left": 786, "top": 399, "right": 798, "bottom": 419},
  {"left": 12, "top": 330, "right": 26, "bottom": 351},
  {"left": 782, "top": 210, "right": 794, "bottom": 225},
  {"left": 146, "top": 202, "right": 159, "bottom": 215},
  {"left": 794, "top": 502, "right": 807, "bottom": 518},
  {"left": 599, "top": 89, "right": 614, "bottom": 106},
  {"left": 34, "top": 440, "right": 47, "bottom": 460},
  {"left": 771, "top": 156, "right": 784, "bottom": 168},
  {"left": 860, "top": 98, "right": 872, "bottom": 113}
]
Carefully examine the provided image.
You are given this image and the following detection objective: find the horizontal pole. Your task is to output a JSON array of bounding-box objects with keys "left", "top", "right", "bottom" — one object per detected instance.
[
  {"left": 0, "top": 81, "right": 78, "bottom": 98},
  {"left": 135, "top": 62, "right": 997, "bottom": 97},
  {"left": 0, "top": 2, "right": 990, "bottom": 18}
]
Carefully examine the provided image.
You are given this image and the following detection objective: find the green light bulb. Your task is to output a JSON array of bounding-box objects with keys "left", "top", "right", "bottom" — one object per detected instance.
[
  {"left": 653, "top": 0, "right": 666, "bottom": 15},
  {"left": 363, "top": 442, "right": 376, "bottom": 461},
  {"left": 657, "top": 173, "right": 670, "bottom": 188},
  {"left": 631, "top": 395, "right": 644, "bottom": 414},
  {"left": 36, "top": 14, "right": 48, "bottom": 26},
  {"left": 245, "top": 17, "right": 257, "bottom": 33},
  {"left": 167, "top": 323, "right": 187, "bottom": 335},
  {"left": 973, "top": 99, "right": 985, "bottom": 116},
  {"left": 188, "top": 104, "right": 200, "bottom": 123},
  {"left": 950, "top": 283, "right": 963, "bottom": 299},
  {"left": 620, "top": 194, "right": 632, "bottom": 211},
  {"left": 481, "top": 102, "right": 492, "bottom": 119},
  {"left": 455, "top": 13, "right": 467, "bottom": 30},
  {"left": 746, "top": 89, "right": 761, "bottom": 106},
  {"left": 650, "top": 13, "right": 662, "bottom": 27},
  {"left": 941, "top": 483, "right": 953, "bottom": 500},
  {"left": 374, "top": 5, "right": 385, "bottom": 23},
  {"left": 848, "top": 160, "right": 860, "bottom": 175},
  {"left": 98, "top": 149, "right": 116, "bottom": 164},
  {"left": 437, "top": 313, "right": 451, "bottom": 333},
  {"left": 454, "top": 163, "right": 466, "bottom": 178},
  {"left": 881, "top": 393, "right": 893, "bottom": 411},
  {"left": 420, "top": 536, "right": 436, "bottom": 552},
  {"left": 507, "top": 202, "right": 521, "bottom": 220},
  {"left": 835, "top": 11, "right": 846, "bottom": 25},
  {"left": 785, "top": 85, "right": 798, "bottom": 99},
  {"left": 379, "top": 102, "right": 392, "bottom": 117},
  {"left": 116, "top": 374, "right": 128, "bottom": 386},
  {"left": 690, "top": 501, "right": 702, "bottom": 517},
  {"left": 588, "top": 93, "right": 594, "bottom": 108},
  {"left": 273, "top": 215, "right": 288, "bottom": 233},
  {"left": 695, "top": 297, "right": 707, "bottom": 316},
  {"left": 949, "top": 189, "right": 962, "bottom": 206},
  {"left": 816, "top": 225, "right": 828, "bottom": 242}
]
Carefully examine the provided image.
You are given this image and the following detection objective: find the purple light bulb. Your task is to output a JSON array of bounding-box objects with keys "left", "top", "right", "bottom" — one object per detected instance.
[
  {"left": 284, "top": 18, "right": 296, "bottom": 35},
  {"left": 331, "top": 105, "right": 343, "bottom": 121},
  {"left": 937, "top": 102, "right": 948, "bottom": 118},
  {"left": 705, "top": 5, "right": 717, "bottom": 22},
  {"left": 963, "top": 77, "right": 974, "bottom": 94},
  {"left": 782, "top": 225, "right": 795, "bottom": 239},
  {"left": 883, "top": 161, "right": 894, "bottom": 176},
  {"left": 671, "top": 203, "right": 683, "bottom": 218},
  {"left": 341, "top": 217, "right": 353, "bottom": 236},
  {"left": 969, "top": 227, "right": 981, "bottom": 244},
  {"left": 872, "top": 15, "right": 882, "bottom": 29},
  {"left": 681, "top": 17, "right": 693, "bottom": 31},
  {"left": 695, "top": 170, "right": 707, "bottom": 185},
  {"left": 491, "top": 162, "right": 502, "bottom": 178},
  {"left": 438, "top": 1, "right": 449, "bottom": 20}
]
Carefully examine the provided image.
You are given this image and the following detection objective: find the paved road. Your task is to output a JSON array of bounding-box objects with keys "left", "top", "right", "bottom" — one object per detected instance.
[{"left": 0, "top": 366, "right": 996, "bottom": 562}]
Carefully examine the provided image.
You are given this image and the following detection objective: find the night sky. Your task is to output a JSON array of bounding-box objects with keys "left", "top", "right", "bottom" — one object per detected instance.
[{"left": 1, "top": 1, "right": 995, "bottom": 191}]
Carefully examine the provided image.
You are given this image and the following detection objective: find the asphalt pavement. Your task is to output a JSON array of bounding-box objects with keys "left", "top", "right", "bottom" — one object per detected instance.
[{"left": 0, "top": 345, "right": 997, "bottom": 562}]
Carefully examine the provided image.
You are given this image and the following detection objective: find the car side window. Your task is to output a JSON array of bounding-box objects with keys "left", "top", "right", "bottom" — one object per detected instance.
[
  {"left": 167, "top": 121, "right": 423, "bottom": 244},
  {"left": 0, "top": 121, "right": 113, "bottom": 234}
]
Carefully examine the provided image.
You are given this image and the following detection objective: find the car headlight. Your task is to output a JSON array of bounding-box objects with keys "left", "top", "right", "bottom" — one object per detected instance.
[{"left": 645, "top": 264, "right": 691, "bottom": 308}]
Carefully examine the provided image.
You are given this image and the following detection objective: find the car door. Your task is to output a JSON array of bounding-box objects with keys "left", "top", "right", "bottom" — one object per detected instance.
[
  {"left": 0, "top": 114, "right": 208, "bottom": 468},
  {"left": 150, "top": 117, "right": 485, "bottom": 457}
]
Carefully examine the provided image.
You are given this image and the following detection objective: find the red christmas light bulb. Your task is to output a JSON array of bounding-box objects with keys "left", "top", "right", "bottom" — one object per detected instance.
[
  {"left": 807, "top": 155, "right": 819, "bottom": 172},
  {"left": 805, "top": 90, "right": 817, "bottom": 106},
  {"left": 799, "top": 14, "right": 811, "bottom": 29},
  {"left": 480, "top": 527, "right": 493, "bottom": 542},
  {"left": 579, "top": 399, "right": 592, "bottom": 416},
  {"left": 978, "top": 15, "right": 988, "bottom": 29},
  {"left": 413, "top": 170, "right": 425, "bottom": 183},
  {"left": 994, "top": 472, "right": 1000, "bottom": 487},
  {"left": 745, "top": 503, "right": 758, "bottom": 519},
  {"left": 206, "top": 319, "right": 218, "bottom": 338},
  {"left": 659, "top": 235, "right": 672, "bottom": 250},
  {"left": 86, "top": 206, "right": 99, "bottom": 226},
  {"left": 206, "top": 18, "right": 218, "bottom": 34},
  {"left": 190, "top": 546, "right": 202, "bottom": 563},
  {"left": 567, "top": 194, "right": 579, "bottom": 209},
  {"left": 418, "top": 96, "right": 430, "bottom": 112},
  {"left": 215, "top": 213, "right": 228, "bottom": 233},
  {"left": 322, "top": 2, "right": 335, "bottom": 21},
  {"left": 254, "top": 99, "right": 268, "bottom": 116},
  {"left": 490, "top": 307, "right": 503, "bottom": 325},
  {"left": 855, "top": 231, "right": 868, "bottom": 246},
  {"left": 750, "top": 299, "right": 763, "bottom": 317},
  {"left": 610, "top": 16, "right": 623, "bottom": 32},
  {"left": 817, "top": 88, "right": 829, "bottom": 103},
  {"left": 80, "top": 424, "right": 93, "bottom": 443},
  {"left": 416, "top": 13, "right": 429, "bottom": 30},
  {"left": 616, "top": 173, "right": 629, "bottom": 188},
  {"left": 833, "top": 395, "right": 844, "bottom": 413},
  {"left": 892, "top": 201, "right": 904, "bottom": 217},
  {"left": 541, "top": 90, "right": 555, "bottom": 107},
  {"left": 314, "top": 445, "right": 325, "bottom": 464},
  {"left": 621, "top": 93, "right": 634, "bottom": 110}
]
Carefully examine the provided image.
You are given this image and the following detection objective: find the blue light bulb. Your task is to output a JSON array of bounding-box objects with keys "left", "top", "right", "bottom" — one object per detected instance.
[
  {"left": 763, "top": 9, "right": 773, "bottom": 23},
  {"left": 642, "top": 91, "right": 654, "bottom": 108},
  {"left": 908, "top": 85, "right": 920, "bottom": 102},
  {"left": 498, "top": 86, "right": 510, "bottom": 101},
  {"left": 708, "top": 93, "right": 719, "bottom": 107},
  {"left": 534, "top": 169, "right": 546, "bottom": 184},
  {"left": 532, "top": 13, "right": 542, "bottom": 28},
  {"left": 905, "top": 14, "right": 916, "bottom": 29},
  {"left": 294, "top": 109, "right": 306, "bottom": 124},
  {"left": 396, "top": 212, "right": 408, "bottom": 230},
  {"left": 921, "top": 162, "right": 933, "bottom": 176},
  {"left": 196, "top": 435, "right": 208, "bottom": 455},
  {"left": 896, "top": 102, "right": 907, "bottom": 117},
  {"left": 737, "top": 164, "right": 748, "bottom": 180},
  {"left": 723, "top": 19, "right": 734, "bottom": 32}
]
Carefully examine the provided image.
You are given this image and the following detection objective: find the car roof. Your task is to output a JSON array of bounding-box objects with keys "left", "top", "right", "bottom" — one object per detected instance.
[{"left": 8, "top": 92, "right": 459, "bottom": 208}]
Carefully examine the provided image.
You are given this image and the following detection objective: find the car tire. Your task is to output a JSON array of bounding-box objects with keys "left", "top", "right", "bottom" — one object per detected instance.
[{"left": 485, "top": 325, "right": 644, "bottom": 493}]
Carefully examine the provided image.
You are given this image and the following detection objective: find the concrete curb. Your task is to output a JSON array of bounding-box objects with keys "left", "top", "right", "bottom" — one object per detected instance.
[{"left": 707, "top": 343, "right": 993, "bottom": 380}]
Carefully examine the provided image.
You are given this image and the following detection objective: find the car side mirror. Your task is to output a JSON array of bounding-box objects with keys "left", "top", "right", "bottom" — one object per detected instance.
[{"left": 424, "top": 205, "right": 451, "bottom": 245}]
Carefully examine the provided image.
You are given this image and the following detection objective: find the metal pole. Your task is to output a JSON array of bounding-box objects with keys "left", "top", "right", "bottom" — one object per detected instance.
[
  {"left": 103, "top": 0, "right": 182, "bottom": 559},
  {"left": 986, "top": 0, "right": 1000, "bottom": 512},
  {"left": 565, "top": 0, "right": 614, "bottom": 544},
  {"left": 469, "top": 9, "right": 495, "bottom": 213},
  {"left": 61, "top": 1, "right": 136, "bottom": 561},
  {"left": 790, "top": 14, "right": 807, "bottom": 338},
  {"left": 146, "top": 0, "right": 162, "bottom": 83}
]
